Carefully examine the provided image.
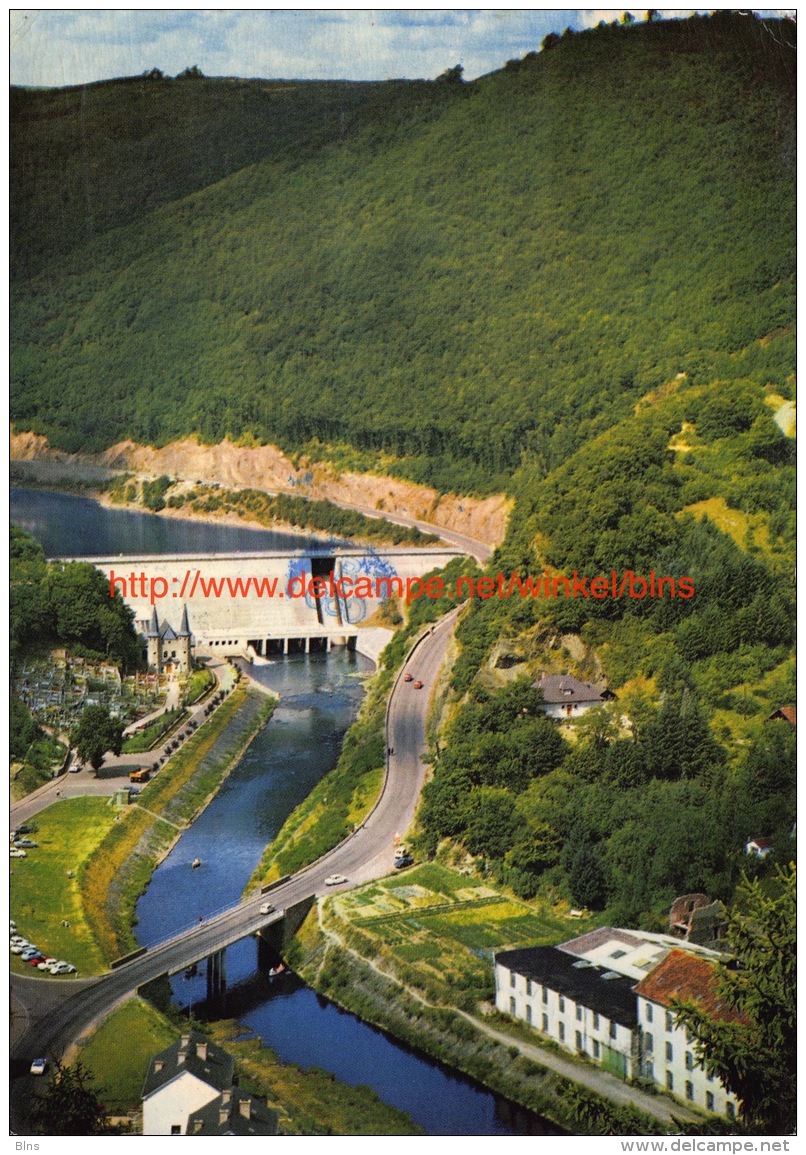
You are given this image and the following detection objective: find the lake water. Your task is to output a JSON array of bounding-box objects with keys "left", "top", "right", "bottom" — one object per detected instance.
[{"left": 14, "top": 486, "right": 558, "bottom": 1136}]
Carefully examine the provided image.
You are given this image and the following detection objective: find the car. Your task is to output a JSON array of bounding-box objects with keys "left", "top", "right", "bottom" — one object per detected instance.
[
  {"left": 37, "top": 958, "right": 57, "bottom": 970},
  {"left": 413, "top": 680, "right": 423, "bottom": 690},
  {"left": 259, "top": 902, "right": 276, "bottom": 915},
  {"left": 394, "top": 855, "right": 414, "bottom": 869},
  {"left": 28, "top": 956, "right": 45, "bottom": 967},
  {"left": 404, "top": 673, "right": 413, "bottom": 682},
  {"left": 30, "top": 1058, "right": 47, "bottom": 1076},
  {"left": 68, "top": 762, "right": 81, "bottom": 772},
  {"left": 48, "top": 962, "right": 76, "bottom": 975},
  {"left": 10, "top": 848, "right": 27, "bottom": 859},
  {"left": 11, "top": 942, "right": 30, "bottom": 954},
  {"left": 127, "top": 786, "right": 141, "bottom": 796},
  {"left": 21, "top": 948, "right": 41, "bottom": 961},
  {"left": 325, "top": 874, "right": 348, "bottom": 887},
  {"left": 14, "top": 839, "right": 38, "bottom": 849}
]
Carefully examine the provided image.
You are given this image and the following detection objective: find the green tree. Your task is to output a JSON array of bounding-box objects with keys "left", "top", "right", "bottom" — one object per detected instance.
[
  {"left": 672, "top": 865, "right": 796, "bottom": 1134},
  {"left": 29, "top": 1060, "right": 109, "bottom": 1135},
  {"left": 71, "top": 705, "right": 124, "bottom": 773}
]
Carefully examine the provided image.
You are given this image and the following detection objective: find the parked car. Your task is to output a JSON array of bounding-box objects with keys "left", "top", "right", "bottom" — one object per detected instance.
[
  {"left": 20, "top": 947, "right": 41, "bottom": 961},
  {"left": 11, "top": 942, "right": 31, "bottom": 954},
  {"left": 404, "top": 673, "right": 413, "bottom": 682},
  {"left": 37, "top": 958, "right": 58, "bottom": 970},
  {"left": 325, "top": 874, "right": 348, "bottom": 886},
  {"left": 30, "top": 1058, "right": 47, "bottom": 1076},
  {"left": 259, "top": 902, "right": 276, "bottom": 915},
  {"left": 14, "top": 839, "right": 37, "bottom": 849},
  {"left": 413, "top": 681, "right": 424, "bottom": 690},
  {"left": 10, "top": 848, "right": 27, "bottom": 859},
  {"left": 48, "top": 962, "right": 76, "bottom": 975},
  {"left": 27, "top": 956, "right": 45, "bottom": 967},
  {"left": 394, "top": 855, "right": 414, "bottom": 869},
  {"left": 15, "top": 824, "right": 34, "bottom": 835}
]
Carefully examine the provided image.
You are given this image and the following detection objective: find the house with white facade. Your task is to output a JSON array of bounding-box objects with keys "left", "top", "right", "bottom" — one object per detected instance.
[
  {"left": 142, "top": 1031, "right": 235, "bottom": 1135},
  {"left": 534, "top": 674, "right": 614, "bottom": 719},
  {"left": 186, "top": 1087, "right": 279, "bottom": 1135},
  {"left": 634, "top": 949, "right": 741, "bottom": 1121},
  {"left": 494, "top": 946, "right": 640, "bottom": 1079}
]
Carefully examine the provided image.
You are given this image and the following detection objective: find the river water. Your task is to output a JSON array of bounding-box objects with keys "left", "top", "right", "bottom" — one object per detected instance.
[{"left": 13, "top": 487, "right": 556, "bottom": 1136}]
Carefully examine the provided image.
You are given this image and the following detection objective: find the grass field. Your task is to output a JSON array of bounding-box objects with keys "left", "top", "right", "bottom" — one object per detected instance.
[
  {"left": 328, "top": 863, "right": 602, "bottom": 1008},
  {"left": 79, "top": 998, "right": 178, "bottom": 1115},
  {"left": 10, "top": 796, "right": 118, "bottom": 976}
]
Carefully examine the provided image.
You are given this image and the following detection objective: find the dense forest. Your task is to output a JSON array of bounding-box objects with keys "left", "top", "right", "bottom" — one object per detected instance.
[
  {"left": 11, "top": 13, "right": 794, "bottom": 493},
  {"left": 10, "top": 12, "right": 796, "bottom": 923}
]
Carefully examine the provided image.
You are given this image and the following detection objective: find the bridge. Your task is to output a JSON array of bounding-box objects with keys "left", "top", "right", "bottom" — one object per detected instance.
[
  {"left": 60, "top": 547, "right": 463, "bottom": 663},
  {"left": 9, "top": 607, "right": 461, "bottom": 1133}
]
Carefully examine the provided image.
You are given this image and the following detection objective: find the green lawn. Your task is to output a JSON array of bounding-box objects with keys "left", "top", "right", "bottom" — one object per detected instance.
[
  {"left": 79, "top": 998, "right": 178, "bottom": 1114},
  {"left": 10, "top": 796, "right": 119, "bottom": 976}
]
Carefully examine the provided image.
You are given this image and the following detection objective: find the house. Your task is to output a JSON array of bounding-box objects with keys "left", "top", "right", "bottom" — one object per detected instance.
[
  {"left": 496, "top": 932, "right": 736, "bottom": 1117},
  {"left": 143, "top": 605, "right": 193, "bottom": 675},
  {"left": 534, "top": 674, "right": 613, "bottom": 719},
  {"left": 186, "top": 1088, "right": 279, "bottom": 1136},
  {"left": 744, "top": 836, "right": 774, "bottom": 859},
  {"left": 142, "top": 1031, "right": 234, "bottom": 1135},
  {"left": 669, "top": 895, "right": 726, "bottom": 948},
  {"left": 767, "top": 704, "right": 796, "bottom": 726},
  {"left": 494, "top": 946, "right": 640, "bottom": 1080},
  {"left": 633, "top": 949, "right": 741, "bottom": 1121}
]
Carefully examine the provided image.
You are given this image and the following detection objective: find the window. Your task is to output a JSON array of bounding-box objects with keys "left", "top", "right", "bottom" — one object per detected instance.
[
  {"left": 665, "top": 1011, "right": 674, "bottom": 1032},
  {"left": 542, "top": 987, "right": 549, "bottom": 1005},
  {"left": 726, "top": 1103, "right": 736, "bottom": 1121},
  {"left": 509, "top": 997, "right": 516, "bottom": 1015},
  {"left": 526, "top": 1005, "right": 532, "bottom": 1025},
  {"left": 645, "top": 1061, "right": 654, "bottom": 1081},
  {"left": 685, "top": 1051, "right": 694, "bottom": 1070},
  {"left": 576, "top": 1006, "right": 582, "bottom": 1021},
  {"left": 593, "top": 1040, "right": 600, "bottom": 1059},
  {"left": 666, "top": 1072, "right": 674, "bottom": 1092},
  {"left": 610, "top": 1022, "right": 617, "bottom": 1039},
  {"left": 706, "top": 1092, "right": 715, "bottom": 1112},
  {"left": 558, "top": 1023, "right": 565, "bottom": 1042},
  {"left": 510, "top": 972, "right": 516, "bottom": 988},
  {"left": 645, "top": 1003, "right": 653, "bottom": 1023},
  {"left": 171, "top": 1126, "right": 181, "bottom": 1136},
  {"left": 610, "top": 949, "right": 627, "bottom": 959},
  {"left": 593, "top": 1013, "right": 600, "bottom": 1030},
  {"left": 575, "top": 1031, "right": 583, "bottom": 1051},
  {"left": 542, "top": 1014, "right": 549, "bottom": 1032},
  {"left": 526, "top": 979, "right": 532, "bottom": 996},
  {"left": 558, "top": 996, "right": 565, "bottom": 1013},
  {"left": 685, "top": 1081, "right": 694, "bottom": 1102},
  {"left": 644, "top": 1032, "right": 653, "bottom": 1053},
  {"left": 665, "top": 1042, "right": 673, "bottom": 1063}
]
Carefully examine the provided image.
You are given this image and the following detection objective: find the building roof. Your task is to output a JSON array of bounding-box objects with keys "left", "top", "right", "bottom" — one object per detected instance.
[
  {"left": 142, "top": 1031, "right": 235, "bottom": 1100},
  {"left": 768, "top": 704, "right": 796, "bottom": 725},
  {"left": 535, "top": 675, "right": 605, "bottom": 705},
  {"left": 496, "top": 946, "right": 638, "bottom": 1027},
  {"left": 187, "top": 1088, "right": 279, "bottom": 1136},
  {"left": 179, "top": 604, "right": 191, "bottom": 637},
  {"left": 559, "top": 927, "right": 643, "bottom": 956},
  {"left": 633, "top": 950, "right": 743, "bottom": 1023}
]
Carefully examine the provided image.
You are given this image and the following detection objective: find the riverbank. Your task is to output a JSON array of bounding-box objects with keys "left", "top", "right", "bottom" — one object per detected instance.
[
  {"left": 81, "top": 685, "right": 275, "bottom": 964},
  {"left": 10, "top": 428, "right": 511, "bottom": 549},
  {"left": 285, "top": 893, "right": 676, "bottom": 1137}
]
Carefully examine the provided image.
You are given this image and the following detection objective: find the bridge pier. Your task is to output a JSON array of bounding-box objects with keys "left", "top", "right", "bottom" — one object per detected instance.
[{"left": 206, "top": 948, "right": 227, "bottom": 1005}]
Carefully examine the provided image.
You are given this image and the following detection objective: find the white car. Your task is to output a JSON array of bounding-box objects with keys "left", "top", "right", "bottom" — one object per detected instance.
[
  {"left": 10, "top": 940, "right": 31, "bottom": 953},
  {"left": 10, "top": 848, "right": 27, "bottom": 859},
  {"left": 37, "top": 957, "right": 58, "bottom": 970},
  {"left": 30, "top": 1058, "right": 47, "bottom": 1076},
  {"left": 259, "top": 902, "right": 276, "bottom": 915},
  {"left": 48, "top": 962, "right": 76, "bottom": 975},
  {"left": 325, "top": 874, "right": 348, "bottom": 887}
]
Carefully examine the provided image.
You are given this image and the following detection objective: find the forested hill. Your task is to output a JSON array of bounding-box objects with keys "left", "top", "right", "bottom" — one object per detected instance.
[{"left": 11, "top": 12, "right": 794, "bottom": 495}]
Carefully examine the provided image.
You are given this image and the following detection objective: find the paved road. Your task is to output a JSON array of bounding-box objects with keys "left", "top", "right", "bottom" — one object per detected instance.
[{"left": 9, "top": 609, "right": 460, "bottom": 1133}]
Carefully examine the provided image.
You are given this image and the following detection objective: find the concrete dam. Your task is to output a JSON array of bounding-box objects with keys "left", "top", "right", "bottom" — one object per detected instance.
[{"left": 66, "top": 548, "right": 462, "bottom": 663}]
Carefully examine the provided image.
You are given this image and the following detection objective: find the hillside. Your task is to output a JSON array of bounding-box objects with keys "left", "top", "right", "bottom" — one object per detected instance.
[{"left": 11, "top": 13, "right": 795, "bottom": 494}]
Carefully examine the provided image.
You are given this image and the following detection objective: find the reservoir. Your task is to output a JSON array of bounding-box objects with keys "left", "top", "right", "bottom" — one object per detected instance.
[{"left": 13, "top": 486, "right": 557, "bottom": 1136}]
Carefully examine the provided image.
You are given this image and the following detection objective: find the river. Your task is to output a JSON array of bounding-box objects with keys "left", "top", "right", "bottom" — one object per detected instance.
[{"left": 13, "top": 487, "right": 556, "bottom": 1136}]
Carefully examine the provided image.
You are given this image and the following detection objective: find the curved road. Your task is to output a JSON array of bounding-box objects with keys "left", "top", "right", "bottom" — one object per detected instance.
[{"left": 10, "top": 607, "right": 461, "bottom": 1133}]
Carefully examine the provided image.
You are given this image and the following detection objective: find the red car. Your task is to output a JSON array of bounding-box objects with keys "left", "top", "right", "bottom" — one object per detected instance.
[
  {"left": 404, "top": 673, "right": 413, "bottom": 682},
  {"left": 413, "top": 681, "right": 424, "bottom": 690}
]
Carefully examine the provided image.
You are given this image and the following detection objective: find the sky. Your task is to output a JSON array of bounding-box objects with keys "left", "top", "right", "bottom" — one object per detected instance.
[{"left": 9, "top": 8, "right": 794, "bottom": 88}]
